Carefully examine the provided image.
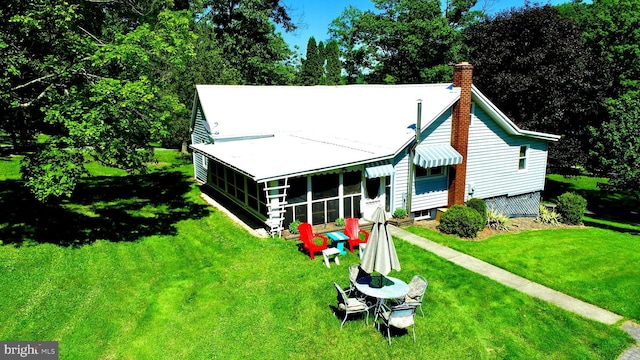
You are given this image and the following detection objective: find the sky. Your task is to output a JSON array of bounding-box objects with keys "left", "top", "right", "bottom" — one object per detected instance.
[{"left": 279, "top": 0, "right": 573, "bottom": 54}]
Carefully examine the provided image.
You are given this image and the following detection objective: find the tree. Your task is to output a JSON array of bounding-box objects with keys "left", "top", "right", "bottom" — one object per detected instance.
[
  {"left": 465, "top": 5, "right": 609, "bottom": 171},
  {"left": 300, "top": 37, "right": 324, "bottom": 85},
  {"left": 317, "top": 40, "right": 326, "bottom": 84},
  {"left": 194, "top": 0, "right": 296, "bottom": 85},
  {"left": 561, "top": 0, "right": 640, "bottom": 190},
  {"left": 566, "top": 0, "right": 640, "bottom": 97},
  {"left": 329, "top": 0, "right": 481, "bottom": 84},
  {"left": 325, "top": 40, "right": 342, "bottom": 85},
  {"left": 328, "top": 6, "right": 375, "bottom": 84},
  {"left": 0, "top": 0, "right": 198, "bottom": 201},
  {"left": 21, "top": 10, "right": 196, "bottom": 201},
  {"left": 1, "top": 0, "right": 301, "bottom": 201},
  {"left": 589, "top": 91, "right": 640, "bottom": 195}
]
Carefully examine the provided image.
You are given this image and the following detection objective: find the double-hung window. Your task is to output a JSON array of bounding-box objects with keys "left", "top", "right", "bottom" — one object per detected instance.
[{"left": 518, "top": 145, "right": 529, "bottom": 171}]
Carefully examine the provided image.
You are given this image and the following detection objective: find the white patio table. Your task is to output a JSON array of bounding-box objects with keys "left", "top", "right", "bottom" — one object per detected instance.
[{"left": 354, "top": 276, "right": 409, "bottom": 323}]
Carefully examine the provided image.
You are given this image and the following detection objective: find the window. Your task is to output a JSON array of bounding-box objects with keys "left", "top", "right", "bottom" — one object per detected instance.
[
  {"left": 365, "top": 177, "right": 380, "bottom": 199},
  {"left": 343, "top": 171, "right": 362, "bottom": 218},
  {"left": 519, "top": 145, "right": 528, "bottom": 170},
  {"left": 416, "top": 166, "right": 445, "bottom": 178},
  {"left": 430, "top": 166, "right": 443, "bottom": 176},
  {"left": 343, "top": 171, "right": 361, "bottom": 195},
  {"left": 312, "top": 173, "right": 339, "bottom": 200},
  {"left": 287, "top": 177, "right": 307, "bottom": 204}
]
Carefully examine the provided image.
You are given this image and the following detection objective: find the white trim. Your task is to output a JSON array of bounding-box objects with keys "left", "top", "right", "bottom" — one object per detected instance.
[
  {"left": 472, "top": 86, "right": 561, "bottom": 142},
  {"left": 518, "top": 144, "right": 529, "bottom": 172}
]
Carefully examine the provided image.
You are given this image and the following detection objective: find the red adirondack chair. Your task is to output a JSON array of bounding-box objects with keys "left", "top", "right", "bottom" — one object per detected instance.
[
  {"left": 345, "top": 218, "right": 370, "bottom": 254},
  {"left": 298, "top": 222, "right": 328, "bottom": 260}
]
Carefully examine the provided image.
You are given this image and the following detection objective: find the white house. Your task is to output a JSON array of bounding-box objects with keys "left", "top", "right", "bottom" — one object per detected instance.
[{"left": 190, "top": 63, "right": 560, "bottom": 236}]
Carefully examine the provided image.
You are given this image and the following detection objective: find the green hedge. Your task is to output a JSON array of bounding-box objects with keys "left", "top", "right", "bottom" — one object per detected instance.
[
  {"left": 556, "top": 192, "right": 587, "bottom": 225},
  {"left": 466, "top": 198, "right": 487, "bottom": 226},
  {"left": 437, "top": 205, "right": 484, "bottom": 238}
]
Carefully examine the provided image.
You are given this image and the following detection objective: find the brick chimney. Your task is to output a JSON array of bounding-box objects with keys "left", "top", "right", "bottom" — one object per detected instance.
[{"left": 448, "top": 62, "right": 473, "bottom": 207}]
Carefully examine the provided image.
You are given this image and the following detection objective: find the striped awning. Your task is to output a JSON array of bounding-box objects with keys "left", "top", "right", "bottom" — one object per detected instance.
[
  {"left": 414, "top": 144, "right": 463, "bottom": 168},
  {"left": 365, "top": 162, "right": 394, "bottom": 178}
]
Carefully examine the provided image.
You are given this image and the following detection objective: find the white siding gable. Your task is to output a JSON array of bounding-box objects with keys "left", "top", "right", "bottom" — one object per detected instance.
[{"left": 466, "top": 104, "right": 549, "bottom": 200}]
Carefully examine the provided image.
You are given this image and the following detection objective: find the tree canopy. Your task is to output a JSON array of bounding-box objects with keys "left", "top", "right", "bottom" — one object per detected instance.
[
  {"left": 465, "top": 4, "right": 609, "bottom": 171},
  {"left": 329, "top": 0, "right": 481, "bottom": 84},
  {"left": 300, "top": 37, "right": 322, "bottom": 85},
  {"left": 1, "top": 0, "right": 296, "bottom": 201},
  {"left": 563, "top": 0, "right": 640, "bottom": 191}
]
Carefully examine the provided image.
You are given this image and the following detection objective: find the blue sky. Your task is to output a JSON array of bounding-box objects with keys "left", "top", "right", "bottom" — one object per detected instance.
[{"left": 279, "top": 0, "right": 573, "bottom": 54}]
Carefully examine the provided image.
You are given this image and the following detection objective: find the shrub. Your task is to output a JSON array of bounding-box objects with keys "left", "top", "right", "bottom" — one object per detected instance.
[
  {"left": 288, "top": 220, "right": 301, "bottom": 234},
  {"left": 486, "top": 208, "right": 510, "bottom": 231},
  {"left": 335, "top": 217, "right": 345, "bottom": 227},
  {"left": 536, "top": 205, "right": 561, "bottom": 226},
  {"left": 466, "top": 198, "right": 487, "bottom": 226},
  {"left": 393, "top": 208, "right": 407, "bottom": 219},
  {"left": 437, "top": 205, "right": 484, "bottom": 238},
  {"left": 556, "top": 192, "right": 587, "bottom": 225}
]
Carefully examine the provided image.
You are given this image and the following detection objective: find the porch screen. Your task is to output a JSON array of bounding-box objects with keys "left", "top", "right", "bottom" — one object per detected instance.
[
  {"left": 343, "top": 171, "right": 361, "bottom": 218},
  {"left": 312, "top": 173, "right": 339, "bottom": 224}
]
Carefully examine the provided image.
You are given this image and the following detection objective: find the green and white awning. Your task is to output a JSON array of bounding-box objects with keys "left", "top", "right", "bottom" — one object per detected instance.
[
  {"left": 414, "top": 144, "right": 463, "bottom": 168},
  {"left": 365, "top": 162, "right": 394, "bottom": 178}
]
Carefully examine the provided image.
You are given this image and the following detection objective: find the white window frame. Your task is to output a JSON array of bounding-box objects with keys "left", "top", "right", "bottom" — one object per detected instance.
[
  {"left": 416, "top": 165, "right": 446, "bottom": 178},
  {"left": 518, "top": 145, "right": 529, "bottom": 171}
]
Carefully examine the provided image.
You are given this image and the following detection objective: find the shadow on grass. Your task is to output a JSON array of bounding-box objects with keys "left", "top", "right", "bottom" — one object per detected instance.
[
  {"left": 545, "top": 176, "right": 640, "bottom": 234},
  {"left": 583, "top": 217, "right": 640, "bottom": 236},
  {"left": 199, "top": 185, "right": 267, "bottom": 231},
  {"left": 544, "top": 177, "right": 640, "bottom": 225},
  {"left": 0, "top": 171, "right": 210, "bottom": 247}
]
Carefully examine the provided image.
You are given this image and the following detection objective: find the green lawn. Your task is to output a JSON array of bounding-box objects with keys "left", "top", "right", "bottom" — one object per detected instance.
[
  {"left": 405, "top": 173, "right": 640, "bottom": 322},
  {"left": 545, "top": 174, "right": 640, "bottom": 220},
  {"left": 405, "top": 226, "right": 640, "bottom": 321},
  {"left": 0, "top": 153, "right": 635, "bottom": 358}
]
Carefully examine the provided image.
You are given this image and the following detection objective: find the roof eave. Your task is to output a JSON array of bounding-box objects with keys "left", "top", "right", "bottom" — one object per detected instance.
[
  {"left": 472, "top": 85, "right": 561, "bottom": 142},
  {"left": 191, "top": 143, "right": 396, "bottom": 184},
  {"left": 254, "top": 155, "right": 396, "bottom": 183}
]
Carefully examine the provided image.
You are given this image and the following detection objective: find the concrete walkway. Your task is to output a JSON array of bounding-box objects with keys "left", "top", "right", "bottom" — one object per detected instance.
[{"left": 388, "top": 226, "right": 640, "bottom": 359}]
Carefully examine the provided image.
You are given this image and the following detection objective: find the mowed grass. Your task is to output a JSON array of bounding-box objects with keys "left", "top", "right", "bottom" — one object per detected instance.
[
  {"left": 0, "top": 153, "right": 635, "bottom": 359},
  {"left": 406, "top": 173, "right": 640, "bottom": 322},
  {"left": 545, "top": 174, "right": 640, "bottom": 220},
  {"left": 406, "top": 226, "right": 640, "bottom": 321}
]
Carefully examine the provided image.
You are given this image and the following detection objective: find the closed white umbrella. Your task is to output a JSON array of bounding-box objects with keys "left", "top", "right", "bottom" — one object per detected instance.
[{"left": 361, "top": 207, "right": 401, "bottom": 276}]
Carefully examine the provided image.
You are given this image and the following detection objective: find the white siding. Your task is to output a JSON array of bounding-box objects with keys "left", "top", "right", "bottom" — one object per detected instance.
[
  {"left": 390, "top": 106, "right": 550, "bottom": 216},
  {"left": 392, "top": 111, "right": 453, "bottom": 213},
  {"left": 191, "top": 106, "right": 210, "bottom": 183},
  {"left": 466, "top": 106, "right": 549, "bottom": 201},
  {"left": 393, "top": 155, "right": 409, "bottom": 212}
]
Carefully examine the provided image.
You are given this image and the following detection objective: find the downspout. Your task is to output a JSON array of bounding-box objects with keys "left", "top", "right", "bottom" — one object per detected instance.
[{"left": 406, "top": 99, "right": 422, "bottom": 215}]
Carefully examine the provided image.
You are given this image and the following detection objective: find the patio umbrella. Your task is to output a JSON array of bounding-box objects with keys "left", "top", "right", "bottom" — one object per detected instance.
[{"left": 361, "top": 207, "right": 401, "bottom": 276}]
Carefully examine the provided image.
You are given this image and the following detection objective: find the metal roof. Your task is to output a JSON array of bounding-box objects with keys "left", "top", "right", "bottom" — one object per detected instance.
[
  {"left": 191, "top": 84, "right": 559, "bottom": 182},
  {"left": 193, "top": 84, "right": 460, "bottom": 182}
]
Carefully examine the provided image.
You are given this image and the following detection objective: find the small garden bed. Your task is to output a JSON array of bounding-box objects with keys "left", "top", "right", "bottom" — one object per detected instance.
[{"left": 388, "top": 216, "right": 414, "bottom": 227}]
